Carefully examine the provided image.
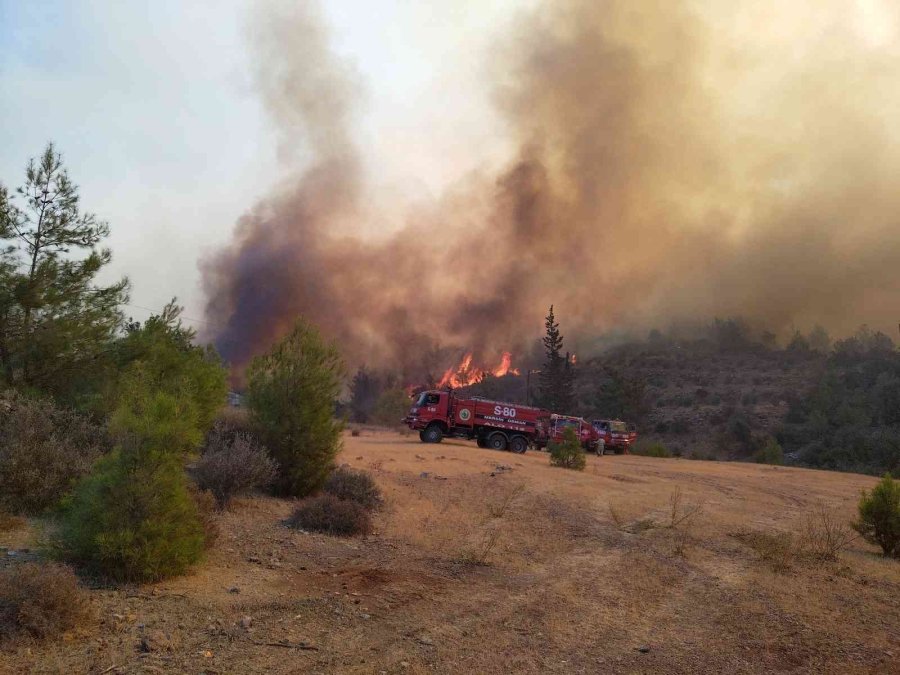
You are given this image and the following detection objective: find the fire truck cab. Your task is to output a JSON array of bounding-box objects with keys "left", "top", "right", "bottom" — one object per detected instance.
[
  {"left": 591, "top": 419, "right": 637, "bottom": 454},
  {"left": 535, "top": 414, "right": 601, "bottom": 453}
]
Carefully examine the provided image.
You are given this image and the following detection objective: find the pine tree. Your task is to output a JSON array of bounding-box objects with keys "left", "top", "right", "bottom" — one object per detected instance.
[
  {"left": 0, "top": 144, "right": 128, "bottom": 398},
  {"left": 247, "top": 318, "right": 345, "bottom": 497},
  {"left": 538, "top": 305, "right": 575, "bottom": 412}
]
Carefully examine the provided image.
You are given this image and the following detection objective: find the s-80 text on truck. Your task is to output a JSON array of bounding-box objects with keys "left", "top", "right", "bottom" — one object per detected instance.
[{"left": 403, "top": 390, "right": 548, "bottom": 453}]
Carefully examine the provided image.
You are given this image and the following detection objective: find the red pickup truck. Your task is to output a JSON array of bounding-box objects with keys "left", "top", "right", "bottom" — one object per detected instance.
[{"left": 591, "top": 419, "right": 637, "bottom": 455}]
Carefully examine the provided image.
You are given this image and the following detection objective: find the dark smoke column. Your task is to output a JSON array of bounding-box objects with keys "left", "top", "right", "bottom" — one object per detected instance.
[{"left": 202, "top": 0, "right": 364, "bottom": 371}]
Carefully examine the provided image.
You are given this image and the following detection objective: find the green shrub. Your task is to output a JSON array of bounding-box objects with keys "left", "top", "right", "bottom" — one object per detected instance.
[
  {"left": 56, "top": 387, "right": 207, "bottom": 582},
  {"left": 0, "top": 562, "right": 90, "bottom": 642},
  {"left": 109, "top": 370, "right": 206, "bottom": 454},
  {"left": 853, "top": 474, "right": 900, "bottom": 558},
  {"left": 633, "top": 441, "right": 672, "bottom": 458},
  {"left": 194, "top": 423, "right": 277, "bottom": 508},
  {"left": 57, "top": 443, "right": 205, "bottom": 582},
  {"left": 0, "top": 391, "right": 109, "bottom": 514},
  {"left": 324, "top": 467, "right": 381, "bottom": 510},
  {"left": 287, "top": 494, "right": 371, "bottom": 536},
  {"left": 549, "top": 427, "right": 586, "bottom": 471},
  {"left": 754, "top": 438, "right": 784, "bottom": 465},
  {"left": 247, "top": 319, "right": 344, "bottom": 497}
]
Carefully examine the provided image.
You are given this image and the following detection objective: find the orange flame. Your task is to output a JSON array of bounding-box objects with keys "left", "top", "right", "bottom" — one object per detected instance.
[{"left": 437, "top": 351, "right": 520, "bottom": 388}]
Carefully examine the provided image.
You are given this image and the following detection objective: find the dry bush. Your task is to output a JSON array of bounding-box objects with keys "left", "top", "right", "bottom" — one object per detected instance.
[
  {"left": 189, "top": 485, "right": 219, "bottom": 549},
  {"left": 287, "top": 494, "right": 372, "bottom": 537},
  {"left": 799, "top": 502, "right": 858, "bottom": 562},
  {"left": 459, "top": 525, "right": 503, "bottom": 566},
  {"left": 458, "top": 483, "right": 526, "bottom": 565},
  {"left": 0, "top": 562, "right": 90, "bottom": 642},
  {"left": 487, "top": 483, "right": 525, "bottom": 519},
  {"left": 194, "top": 425, "right": 277, "bottom": 508},
  {"left": 667, "top": 487, "right": 705, "bottom": 556},
  {"left": 324, "top": 466, "right": 382, "bottom": 510},
  {"left": 733, "top": 529, "right": 799, "bottom": 572},
  {"left": 0, "top": 392, "right": 109, "bottom": 514}
]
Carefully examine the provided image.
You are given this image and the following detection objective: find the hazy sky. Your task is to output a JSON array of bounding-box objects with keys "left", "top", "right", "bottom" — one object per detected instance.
[{"left": 0, "top": 0, "right": 521, "bottom": 328}]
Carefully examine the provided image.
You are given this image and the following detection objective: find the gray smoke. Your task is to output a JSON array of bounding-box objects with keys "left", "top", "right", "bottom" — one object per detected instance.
[{"left": 204, "top": 0, "right": 900, "bottom": 375}]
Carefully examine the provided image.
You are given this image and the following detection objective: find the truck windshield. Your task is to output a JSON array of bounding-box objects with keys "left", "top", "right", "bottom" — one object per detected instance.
[
  {"left": 414, "top": 392, "right": 440, "bottom": 407},
  {"left": 611, "top": 421, "right": 627, "bottom": 432}
]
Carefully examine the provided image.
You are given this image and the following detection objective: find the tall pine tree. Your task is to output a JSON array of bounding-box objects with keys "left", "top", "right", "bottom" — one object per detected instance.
[
  {"left": 0, "top": 144, "right": 128, "bottom": 399},
  {"left": 538, "top": 305, "right": 575, "bottom": 412}
]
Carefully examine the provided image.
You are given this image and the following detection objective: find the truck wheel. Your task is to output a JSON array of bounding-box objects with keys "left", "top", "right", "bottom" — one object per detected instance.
[
  {"left": 476, "top": 436, "right": 488, "bottom": 448},
  {"left": 419, "top": 430, "right": 427, "bottom": 442},
  {"left": 509, "top": 435, "right": 528, "bottom": 454},
  {"left": 422, "top": 424, "right": 443, "bottom": 444},
  {"left": 488, "top": 432, "right": 508, "bottom": 451}
]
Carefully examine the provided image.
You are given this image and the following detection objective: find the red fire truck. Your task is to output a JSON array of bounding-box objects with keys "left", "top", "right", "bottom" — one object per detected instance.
[
  {"left": 535, "top": 414, "right": 602, "bottom": 453},
  {"left": 591, "top": 419, "right": 637, "bottom": 454},
  {"left": 404, "top": 390, "right": 549, "bottom": 453}
]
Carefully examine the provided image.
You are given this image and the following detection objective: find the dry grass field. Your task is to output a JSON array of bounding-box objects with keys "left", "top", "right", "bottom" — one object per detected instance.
[{"left": 2, "top": 430, "right": 899, "bottom": 674}]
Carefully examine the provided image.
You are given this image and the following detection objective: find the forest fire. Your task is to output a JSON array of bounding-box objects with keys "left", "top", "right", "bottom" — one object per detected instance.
[{"left": 436, "top": 351, "right": 520, "bottom": 388}]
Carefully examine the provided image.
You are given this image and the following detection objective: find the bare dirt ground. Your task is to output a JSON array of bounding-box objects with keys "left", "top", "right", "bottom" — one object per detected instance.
[{"left": 2, "top": 430, "right": 899, "bottom": 674}]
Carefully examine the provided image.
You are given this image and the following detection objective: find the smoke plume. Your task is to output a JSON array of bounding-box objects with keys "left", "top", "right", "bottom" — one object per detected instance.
[{"left": 203, "top": 0, "right": 900, "bottom": 376}]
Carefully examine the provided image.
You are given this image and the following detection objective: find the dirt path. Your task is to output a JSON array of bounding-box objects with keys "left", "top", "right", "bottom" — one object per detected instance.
[{"left": 1, "top": 430, "right": 898, "bottom": 674}]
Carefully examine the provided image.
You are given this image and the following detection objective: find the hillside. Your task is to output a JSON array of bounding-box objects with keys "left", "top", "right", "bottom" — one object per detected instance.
[
  {"left": 458, "top": 337, "right": 827, "bottom": 461},
  {"left": 577, "top": 340, "right": 827, "bottom": 460},
  {"left": 2, "top": 431, "right": 897, "bottom": 674}
]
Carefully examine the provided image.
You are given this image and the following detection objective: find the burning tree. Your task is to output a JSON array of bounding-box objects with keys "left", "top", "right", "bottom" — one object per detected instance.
[{"left": 538, "top": 305, "right": 575, "bottom": 412}]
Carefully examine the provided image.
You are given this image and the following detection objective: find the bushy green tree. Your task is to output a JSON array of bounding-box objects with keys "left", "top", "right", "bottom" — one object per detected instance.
[
  {"left": 0, "top": 144, "right": 128, "bottom": 400},
  {"left": 55, "top": 306, "right": 226, "bottom": 581},
  {"left": 101, "top": 300, "right": 227, "bottom": 435},
  {"left": 247, "top": 318, "right": 344, "bottom": 497},
  {"left": 57, "top": 386, "right": 206, "bottom": 582},
  {"left": 549, "top": 426, "right": 586, "bottom": 470},
  {"left": 853, "top": 474, "right": 900, "bottom": 558}
]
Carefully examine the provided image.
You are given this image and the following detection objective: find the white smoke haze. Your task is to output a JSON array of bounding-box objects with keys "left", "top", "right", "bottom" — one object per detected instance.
[{"left": 203, "top": 0, "right": 900, "bottom": 377}]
